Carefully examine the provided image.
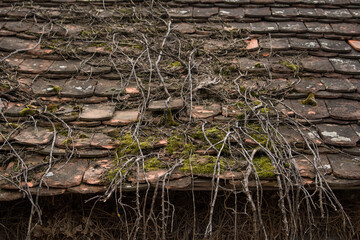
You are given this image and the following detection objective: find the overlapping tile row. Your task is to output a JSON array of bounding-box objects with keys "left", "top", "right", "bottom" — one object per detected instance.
[{"left": 1, "top": 2, "right": 360, "bottom": 201}]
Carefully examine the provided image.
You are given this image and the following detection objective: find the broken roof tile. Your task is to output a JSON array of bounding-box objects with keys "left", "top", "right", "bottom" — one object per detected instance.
[
  {"left": 67, "top": 184, "right": 107, "bottom": 194},
  {"left": 331, "top": 23, "right": 360, "bottom": 36},
  {"left": 168, "top": 7, "right": 193, "bottom": 18},
  {"left": 148, "top": 98, "right": 184, "bottom": 111},
  {"left": 326, "top": 99, "right": 360, "bottom": 120},
  {"left": 48, "top": 60, "right": 80, "bottom": 74},
  {"left": 289, "top": 38, "right": 320, "bottom": 51},
  {"left": 61, "top": 79, "right": 97, "bottom": 98},
  {"left": 83, "top": 159, "right": 114, "bottom": 185},
  {"left": 94, "top": 80, "right": 124, "bottom": 97},
  {"left": 250, "top": 22, "right": 278, "bottom": 33},
  {"left": 293, "top": 78, "right": 325, "bottom": 93},
  {"left": 327, "top": 154, "right": 360, "bottom": 179},
  {"left": 317, "top": 124, "right": 359, "bottom": 146},
  {"left": 18, "top": 59, "right": 53, "bottom": 74},
  {"left": 294, "top": 154, "right": 331, "bottom": 179},
  {"left": 278, "top": 22, "right": 307, "bottom": 33},
  {"left": 193, "top": 7, "right": 218, "bottom": 18},
  {"left": 329, "top": 58, "right": 360, "bottom": 74},
  {"left": 79, "top": 104, "right": 115, "bottom": 121},
  {"left": 301, "top": 57, "right": 334, "bottom": 73},
  {"left": 38, "top": 159, "right": 88, "bottom": 188},
  {"left": 348, "top": 40, "right": 360, "bottom": 51},
  {"left": 189, "top": 103, "right": 221, "bottom": 119},
  {"left": 90, "top": 133, "right": 120, "bottom": 149},
  {"left": 318, "top": 39, "right": 352, "bottom": 53},
  {"left": 290, "top": 99, "right": 330, "bottom": 119},
  {"left": 103, "top": 109, "right": 139, "bottom": 126},
  {"left": 304, "top": 22, "right": 333, "bottom": 33},
  {"left": 14, "top": 127, "right": 53, "bottom": 146},
  {"left": 320, "top": 78, "right": 356, "bottom": 92}
]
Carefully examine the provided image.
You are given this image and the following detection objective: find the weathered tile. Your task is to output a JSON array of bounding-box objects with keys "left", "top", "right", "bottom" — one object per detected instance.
[
  {"left": 80, "top": 65, "right": 111, "bottom": 75},
  {"left": 4, "top": 21, "right": 33, "bottom": 32},
  {"left": 289, "top": 38, "right": 320, "bottom": 51},
  {"left": 250, "top": 22, "right": 278, "bottom": 33},
  {"left": 219, "top": 8, "right": 244, "bottom": 20},
  {"left": 14, "top": 127, "right": 53, "bottom": 146},
  {"left": 0, "top": 37, "right": 37, "bottom": 52},
  {"left": 168, "top": 7, "right": 193, "bottom": 18},
  {"left": 0, "top": 190, "right": 23, "bottom": 201},
  {"left": 278, "top": 22, "right": 307, "bottom": 33},
  {"left": 148, "top": 98, "right": 184, "bottom": 111},
  {"left": 324, "top": 9, "right": 352, "bottom": 19},
  {"left": 298, "top": 8, "right": 325, "bottom": 18},
  {"left": 329, "top": 58, "right": 360, "bottom": 74},
  {"left": 193, "top": 7, "right": 218, "bottom": 18},
  {"left": 61, "top": 79, "right": 96, "bottom": 98},
  {"left": 260, "top": 38, "right": 290, "bottom": 51},
  {"left": 244, "top": 7, "right": 271, "bottom": 17},
  {"left": 245, "top": 39, "right": 259, "bottom": 51},
  {"left": 189, "top": 103, "right": 221, "bottom": 119},
  {"left": 103, "top": 109, "right": 139, "bottom": 126},
  {"left": 48, "top": 61, "right": 80, "bottom": 74},
  {"left": 32, "top": 79, "right": 66, "bottom": 96},
  {"left": 294, "top": 154, "right": 331, "bottom": 179},
  {"left": 83, "top": 159, "right": 114, "bottom": 185},
  {"left": 301, "top": 57, "right": 334, "bottom": 73},
  {"left": 68, "top": 184, "right": 107, "bottom": 194},
  {"left": 320, "top": 78, "right": 356, "bottom": 92},
  {"left": 29, "top": 188, "right": 66, "bottom": 197},
  {"left": 305, "top": 22, "right": 333, "bottom": 33},
  {"left": 348, "top": 40, "right": 360, "bottom": 51},
  {"left": 293, "top": 78, "right": 325, "bottom": 93},
  {"left": 90, "top": 133, "right": 120, "bottom": 149},
  {"left": 317, "top": 124, "right": 359, "bottom": 146},
  {"left": 38, "top": 159, "right": 88, "bottom": 188},
  {"left": 79, "top": 104, "right": 115, "bottom": 121},
  {"left": 326, "top": 99, "right": 360, "bottom": 120},
  {"left": 316, "top": 91, "right": 342, "bottom": 99},
  {"left": 331, "top": 23, "right": 360, "bottom": 36},
  {"left": 54, "top": 24, "right": 84, "bottom": 36},
  {"left": 318, "top": 39, "right": 352, "bottom": 53},
  {"left": 76, "top": 149, "right": 110, "bottom": 158},
  {"left": 327, "top": 154, "right": 360, "bottom": 179},
  {"left": 173, "top": 23, "right": 196, "bottom": 34},
  {"left": 4, "top": 57, "right": 24, "bottom": 68},
  {"left": 55, "top": 132, "right": 94, "bottom": 149},
  {"left": 18, "top": 59, "right": 53, "bottom": 74},
  {"left": 271, "top": 8, "right": 298, "bottom": 18},
  {"left": 236, "top": 58, "right": 269, "bottom": 72},
  {"left": 290, "top": 99, "right": 330, "bottom": 119},
  {"left": 94, "top": 80, "right": 124, "bottom": 97}
]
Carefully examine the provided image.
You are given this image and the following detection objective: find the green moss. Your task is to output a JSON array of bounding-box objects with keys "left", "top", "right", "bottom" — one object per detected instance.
[
  {"left": 116, "top": 133, "right": 152, "bottom": 157},
  {"left": 79, "top": 133, "right": 89, "bottom": 139},
  {"left": 248, "top": 124, "right": 268, "bottom": 146},
  {"left": 47, "top": 104, "right": 58, "bottom": 113},
  {"left": 191, "top": 127, "right": 228, "bottom": 153},
  {"left": 260, "top": 107, "right": 268, "bottom": 114},
  {"left": 163, "top": 110, "right": 178, "bottom": 126},
  {"left": 166, "top": 135, "right": 194, "bottom": 156},
  {"left": 19, "top": 106, "right": 35, "bottom": 116},
  {"left": 254, "top": 62, "right": 262, "bottom": 68},
  {"left": 62, "top": 138, "right": 72, "bottom": 146},
  {"left": 301, "top": 92, "right": 317, "bottom": 106},
  {"left": 181, "top": 155, "right": 226, "bottom": 174},
  {"left": 51, "top": 85, "right": 62, "bottom": 94},
  {"left": 253, "top": 156, "right": 275, "bottom": 178},
  {"left": 144, "top": 157, "right": 165, "bottom": 171},
  {"left": 281, "top": 61, "right": 299, "bottom": 72},
  {"left": 6, "top": 123, "right": 19, "bottom": 128}
]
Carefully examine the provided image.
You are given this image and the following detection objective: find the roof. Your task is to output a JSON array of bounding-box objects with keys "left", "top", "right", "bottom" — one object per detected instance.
[{"left": 0, "top": 0, "right": 360, "bottom": 202}]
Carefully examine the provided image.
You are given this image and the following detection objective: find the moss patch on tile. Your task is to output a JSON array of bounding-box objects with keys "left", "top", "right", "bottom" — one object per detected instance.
[{"left": 253, "top": 155, "right": 275, "bottom": 179}]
